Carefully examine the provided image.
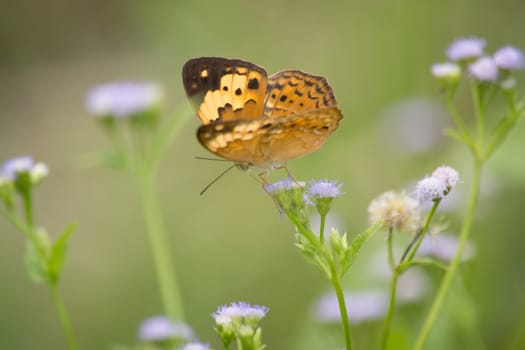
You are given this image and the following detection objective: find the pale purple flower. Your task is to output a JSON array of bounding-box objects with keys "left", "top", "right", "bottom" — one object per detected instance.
[
  {"left": 212, "top": 302, "right": 269, "bottom": 324},
  {"left": 415, "top": 176, "right": 448, "bottom": 202},
  {"left": 314, "top": 291, "right": 388, "bottom": 324},
  {"left": 494, "top": 46, "right": 524, "bottom": 70},
  {"left": 139, "top": 316, "right": 176, "bottom": 342},
  {"left": 86, "top": 81, "right": 163, "bottom": 118},
  {"left": 381, "top": 98, "right": 448, "bottom": 155},
  {"left": 396, "top": 268, "right": 430, "bottom": 303},
  {"left": 468, "top": 56, "right": 499, "bottom": 82},
  {"left": 447, "top": 37, "right": 486, "bottom": 61},
  {"left": 370, "top": 251, "right": 430, "bottom": 303},
  {"left": 418, "top": 233, "right": 476, "bottom": 262},
  {"left": 432, "top": 166, "right": 460, "bottom": 189},
  {"left": 264, "top": 178, "right": 299, "bottom": 194},
  {"left": 431, "top": 62, "right": 461, "bottom": 79},
  {"left": 181, "top": 343, "right": 210, "bottom": 350},
  {"left": 1, "top": 156, "right": 34, "bottom": 180},
  {"left": 307, "top": 179, "right": 344, "bottom": 198}
]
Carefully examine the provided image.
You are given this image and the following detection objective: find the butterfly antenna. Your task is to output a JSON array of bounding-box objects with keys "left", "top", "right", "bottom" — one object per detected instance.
[
  {"left": 195, "top": 156, "right": 230, "bottom": 162},
  {"left": 200, "top": 164, "right": 236, "bottom": 195}
]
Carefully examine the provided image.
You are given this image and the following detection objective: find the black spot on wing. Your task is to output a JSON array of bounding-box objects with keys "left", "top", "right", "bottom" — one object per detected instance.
[{"left": 248, "top": 78, "right": 259, "bottom": 89}]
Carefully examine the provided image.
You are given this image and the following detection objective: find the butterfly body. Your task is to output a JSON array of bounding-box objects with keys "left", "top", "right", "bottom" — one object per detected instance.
[{"left": 183, "top": 57, "right": 342, "bottom": 170}]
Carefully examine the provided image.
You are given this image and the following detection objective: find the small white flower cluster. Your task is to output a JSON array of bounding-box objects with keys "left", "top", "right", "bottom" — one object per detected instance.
[
  {"left": 368, "top": 191, "right": 420, "bottom": 234},
  {"left": 0, "top": 156, "right": 49, "bottom": 185},
  {"left": 415, "top": 166, "right": 459, "bottom": 202},
  {"left": 432, "top": 37, "right": 523, "bottom": 83}
]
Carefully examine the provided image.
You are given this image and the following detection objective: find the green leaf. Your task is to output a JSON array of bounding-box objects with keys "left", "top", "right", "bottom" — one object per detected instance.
[
  {"left": 443, "top": 128, "right": 467, "bottom": 143},
  {"left": 25, "top": 228, "right": 52, "bottom": 283},
  {"left": 48, "top": 222, "right": 77, "bottom": 284},
  {"left": 340, "top": 221, "right": 382, "bottom": 277}
]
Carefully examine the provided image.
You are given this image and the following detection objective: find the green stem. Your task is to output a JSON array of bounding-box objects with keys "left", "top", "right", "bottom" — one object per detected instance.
[
  {"left": 387, "top": 227, "right": 395, "bottom": 270},
  {"left": 404, "top": 199, "right": 440, "bottom": 263},
  {"left": 50, "top": 284, "right": 78, "bottom": 350},
  {"left": 22, "top": 189, "right": 33, "bottom": 228},
  {"left": 413, "top": 159, "right": 482, "bottom": 350},
  {"left": 137, "top": 168, "right": 184, "bottom": 321},
  {"left": 329, "top": 263, "right": 352, "bottom": 350},
  {"left": 319, "top": 213, "right": 326, "bottom": 243},
  {"left": 381, "top": 271, "right": 399, "bottom": 350},
  {"left": 446, "top": 92, "right": 472, "bottom": 144},
  {"left": 472, "top": 82, "right": 485, "bottom": 154}
]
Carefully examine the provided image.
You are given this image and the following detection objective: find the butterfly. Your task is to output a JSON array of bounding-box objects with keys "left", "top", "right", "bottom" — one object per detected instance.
[{"left": 182, "top": 57, "right": 343, "bottom": 173}]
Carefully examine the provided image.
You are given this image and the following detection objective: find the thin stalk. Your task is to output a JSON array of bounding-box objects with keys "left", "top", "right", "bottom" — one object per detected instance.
[
  {"left": 404, "top": 199, "right": 440, "bottom": 263},
  {"left": 329, "top": 262, "right": 352, "bottom": 350},
  {"left": 413, "top": 159, "right": 482, "bottom": 350},
  {"left": 381, "top": 271, "right": 399, "bottom": 350},
  {"left": 472, "top": 82, "right": 485, "bottom": 152},
  {"left": 319, "top": 213, "right": 327, "bottom": 243},
  {"left": 387, "top": 227, "right": 395, "bottom": 270},
  {"left": 50, "top": 284, "right": 78, "bottom": 350},
  {"left": 22, "top": 189, "right": 33, "bottom": 228},
  {"left": 137, "top": 169, "right": 184, "bottom": 321}
]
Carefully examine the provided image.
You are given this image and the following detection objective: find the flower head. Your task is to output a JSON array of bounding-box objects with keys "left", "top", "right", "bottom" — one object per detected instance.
[
  {"left": 139, "top": 316, "right": 174, "bottom": 342},
  {"left": 446, "top": 37, "right": 486, "bottom": 61},
  {"left": 314, "top": 291, "right": 388, "bottom": 324},
  {"left": 138, "top": 316, "right": 193, "bottom": 343},
  {"left": 1, "top": 156, "right": 34, "bottom": 180},
  {"left": 86, "top": 81, "right": 164, "bottom": 119},
  {"left": 181, "top": 342, "right": 211, "bottom": 350},
  {"left": 307, "top": 179, "right": 344, "bottom": 199},
  {"left": 368, "top": 191, "right": 420, "bottom": 233},
  {"left": 468, "top": 56, "right": 499, "bottom": 82},
  {"left": 431, "top": 166, "right": 460, "bottom": 190},
  {"left": 212, "top": 302, "right": 268, "bottom": 349},
  {"left": 212, "top": 302, "right": 269, "bottom": 324},
  {"left": 1, "top": 156, "right": 49, "bottom": 189},
  {"left": 415, "top": 176, "right": 448, "bottom": 202},
  {"left": 264, "top": 178, "right": 296, "bottom": 194},
  {"left": 415, "top": 165, "right": 460, "bottom": 202},
  {"left": 494, "top": 45, "right": 524, "bottom": 70},
  {"left": 431, "top": 62, "right": 461, "bottom": 81}
]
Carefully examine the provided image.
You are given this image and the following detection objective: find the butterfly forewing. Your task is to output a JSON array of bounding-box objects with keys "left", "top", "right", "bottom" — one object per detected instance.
[
  {"left": 182, "top": 57, "right": 268, "bottom": 124},
  {"left": 264, "top": 70, "right": 338, "bottom": 119}
]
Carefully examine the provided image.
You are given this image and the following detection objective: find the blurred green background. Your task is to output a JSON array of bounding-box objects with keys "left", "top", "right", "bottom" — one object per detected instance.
[{"left": 1, "top": 0, "right": 525, "bottom": 349}]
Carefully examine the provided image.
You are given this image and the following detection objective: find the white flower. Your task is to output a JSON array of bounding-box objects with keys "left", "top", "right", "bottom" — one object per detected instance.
[
  {"left": 368, "top": 191, "right": 420, "bottom": 233},
  {"left": 415, "top": 177, "right": 448, "bottom": 202},
  {"left": 431, "top": 62, "right": 461, "bottom": 80},
  {"left": 431, "top": 166, "right": 459, "bottom": 189}
]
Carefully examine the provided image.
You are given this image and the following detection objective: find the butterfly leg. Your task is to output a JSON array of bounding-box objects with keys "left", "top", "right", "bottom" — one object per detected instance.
[{"left": 278, "top": 164, "right": 302, "bottom": 187}]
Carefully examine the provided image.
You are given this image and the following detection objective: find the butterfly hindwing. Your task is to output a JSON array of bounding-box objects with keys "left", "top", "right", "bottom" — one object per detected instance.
[
  {"left": 182, "top": 57, "right": 268, "bottom": 124},
  {"left": 264, "top": 70, "right": 338, "bottom": 119},
  {"left": 197, "top": 107, "right": 342, "bottom": 164}
]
